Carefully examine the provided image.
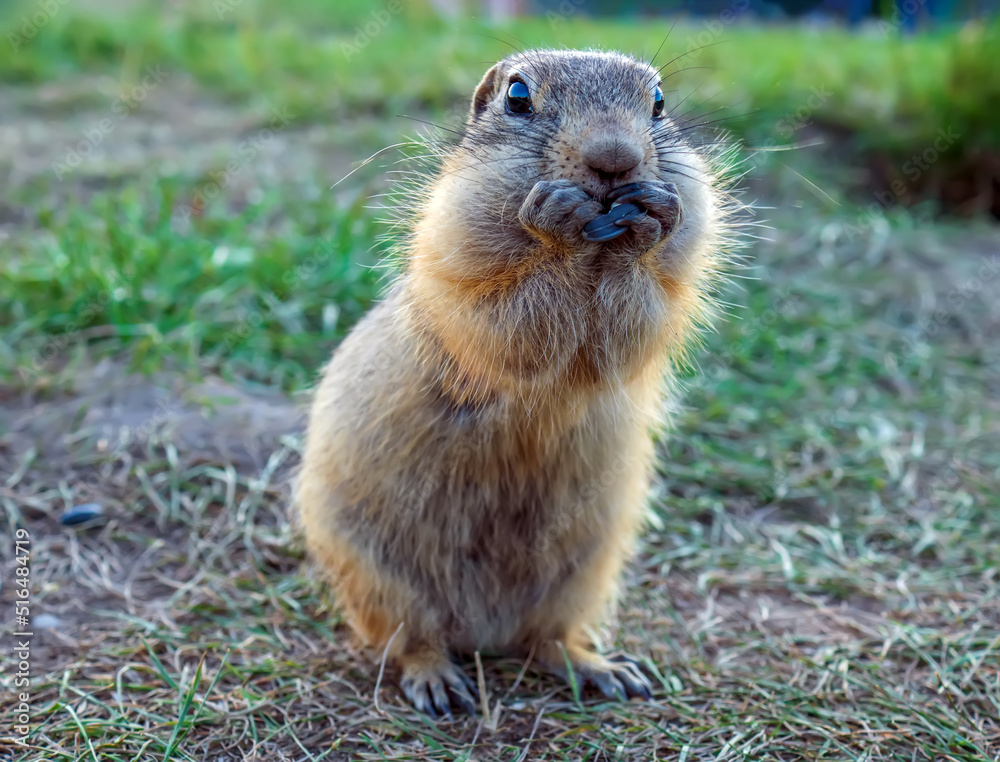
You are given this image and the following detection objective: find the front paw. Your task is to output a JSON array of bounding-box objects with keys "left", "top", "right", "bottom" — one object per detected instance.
[
  {"left": 606, "top": 181, "right": 683, "bottom": 252},
  {"left": 519, "top": 179, "right": 605, "bottom": 244}
]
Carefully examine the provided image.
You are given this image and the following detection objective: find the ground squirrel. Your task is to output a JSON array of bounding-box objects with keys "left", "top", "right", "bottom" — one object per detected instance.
[{"left": 297, "top": 48, "right": 737, "bottom": 717}]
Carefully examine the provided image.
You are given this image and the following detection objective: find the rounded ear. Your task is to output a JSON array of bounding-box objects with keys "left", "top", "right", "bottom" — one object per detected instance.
[{"left": 469, "top": 63, "right": 502, "bottom": 121}]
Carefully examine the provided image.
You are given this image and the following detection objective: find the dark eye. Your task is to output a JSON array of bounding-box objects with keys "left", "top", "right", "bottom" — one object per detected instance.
[
  {"left": 505, "top": 80, "right": 533, "bottom": 115},
  {"left": 652, "top": 85, "right": 664, "bottom": 119}
]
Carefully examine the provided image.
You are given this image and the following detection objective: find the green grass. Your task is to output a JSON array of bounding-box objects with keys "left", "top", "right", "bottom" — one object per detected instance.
[
  {"left": 0, "top": 181, "right": 382, "bottom": 389},
  {"left": 0, "top": 1, "right": 998, "bottom": 760}
]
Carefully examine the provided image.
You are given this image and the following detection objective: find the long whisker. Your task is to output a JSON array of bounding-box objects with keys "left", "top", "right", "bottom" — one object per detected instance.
[{"left": 331, "top": 142, "right": 421, "bottom": 189}]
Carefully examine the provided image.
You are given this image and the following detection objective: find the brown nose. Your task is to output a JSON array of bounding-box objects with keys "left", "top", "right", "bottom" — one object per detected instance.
[{"left": 579, "top": 134, "right": 643, "bottom": 180}]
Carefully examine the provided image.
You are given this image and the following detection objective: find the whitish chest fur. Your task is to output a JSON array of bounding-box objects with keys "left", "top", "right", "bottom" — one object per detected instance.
[{"left": 303, "top": 293, "right": 659, "bottom": 650}]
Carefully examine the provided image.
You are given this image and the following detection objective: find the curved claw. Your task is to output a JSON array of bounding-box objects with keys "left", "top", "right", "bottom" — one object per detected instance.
[
  {"left": 400, "top": 660, "right": 478, "bottom": 719},
  {"left": 582, "top": 653, "right": 654, "bottom": 701},
  {"left": 443, "top": 663, "right": 479, "bottom": 715},
  {"left": 401, "top": 674, "right": 439, "bottom": 718},
  {"left": 607, "top": 654, "right": 654, "bottom": 700},
  {"left": 591, "top": 670, "right": 629, "bottom": 700}
]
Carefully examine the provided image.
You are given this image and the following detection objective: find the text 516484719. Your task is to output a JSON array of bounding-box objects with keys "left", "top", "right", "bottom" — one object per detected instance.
[{"left": 11, "top": 527, "right": 32, "bottom": 745}]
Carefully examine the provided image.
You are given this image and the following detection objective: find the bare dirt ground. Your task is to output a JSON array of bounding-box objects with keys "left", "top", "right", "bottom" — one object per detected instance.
[{"left": 0, "top": 360, "right": 303, "bottom": 669}]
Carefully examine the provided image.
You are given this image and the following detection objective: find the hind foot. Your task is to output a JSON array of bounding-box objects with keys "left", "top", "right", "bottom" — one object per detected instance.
[
  {"left": 398, "top": 648, "right": 479, "bottom": 719},
  {"left": 538, "top": 641, "right": 653, "bottom": 701}
]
